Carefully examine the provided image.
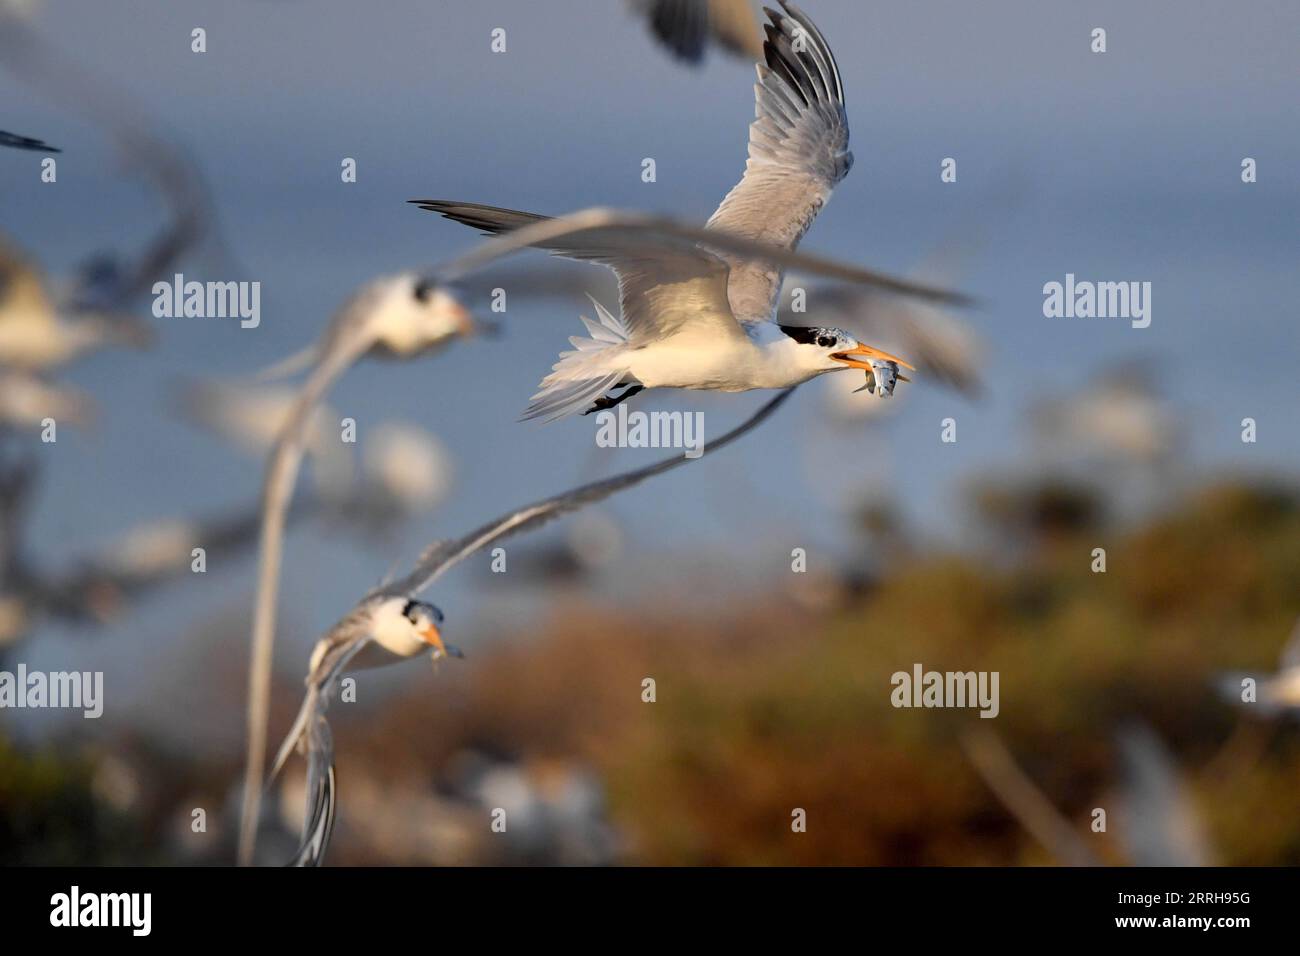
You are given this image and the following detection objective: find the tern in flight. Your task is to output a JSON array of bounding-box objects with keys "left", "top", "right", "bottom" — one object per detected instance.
[
  {"left": 0, "top": 235, "right": 152, "bottom": 372},
  {"left": 262, "top": 387, "right": 793, "bottom": 866},
  {"left": 237, "top": 272, "right": 477, "bottom": 864},
  {"left": 415, "top": 2, "right": 975, "bottom": 422}
]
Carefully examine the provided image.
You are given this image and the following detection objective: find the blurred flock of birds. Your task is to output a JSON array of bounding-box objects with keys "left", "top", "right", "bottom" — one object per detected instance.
[{"left": 1, "top": 0, "right": 1297, "bottom": 867}]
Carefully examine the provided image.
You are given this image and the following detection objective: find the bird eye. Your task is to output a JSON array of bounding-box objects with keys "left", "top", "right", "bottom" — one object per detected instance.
[
  {"left": 817, "top": 335, "right": 835, "bottom": 349},
  {"left": 413, "top": 279, "right": 436, "bottom": 303}
]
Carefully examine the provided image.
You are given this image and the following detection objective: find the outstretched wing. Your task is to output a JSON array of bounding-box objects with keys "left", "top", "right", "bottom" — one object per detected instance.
[
  {"left": 372, "top": 387, "right": 794, "bottom": 600},
  {"left": 415, "top": 206, "right": 974, "bottom": 309},
  {"left": 417, "top": 200, "right": 743, "bottom": 345},
  {"left": 707, "top": 1, "right": 853, "bottom": 324},
  {"left": 0, "top": 129, "right": 59, "bottom": 152}
]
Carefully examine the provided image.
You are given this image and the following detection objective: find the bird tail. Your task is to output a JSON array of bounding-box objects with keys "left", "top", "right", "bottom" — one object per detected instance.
[{"left": 520, "top": 295, "right": 632, "bottom": 423}]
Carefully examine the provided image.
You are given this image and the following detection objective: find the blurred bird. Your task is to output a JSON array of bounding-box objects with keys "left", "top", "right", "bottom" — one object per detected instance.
[
  {"left": 0, "top": 370, "right": 93, "bottom": 430},
  {"left": 254, "top": 272, "right": 478, "bottom": 382},
  {"left": 1218, "top": 617, "right": 1300, "bottom": 715},
  {"left": 239, "top": 273, "right": 476, "bottom": 864},
  {"left": 1114, "top": 723, "right": 1214, "bottom": 867},
  {"left": 259, "top": 387, "right": 794, "bottom": 866},
  {"left": 359, "top": 423, "right": 453, "bottom": 517},
  {"left": 631, "top": 0, "right": 763, "bottom": 64},
  {"left": 1030, "top": 364, "right": 1179, "bottom": 467},
  {"left": 0, "top": 236, "right": 151, "bottom": 371},
  {"left": 416, "top": 2, "right": 974, "bottom": 421},
  {"left": 0, "top": 128, "right": 58, "bottom": 152},
  {"left": 0, "top": 5, "right": 229, "bottom": 314},
  {"left": 175, "top": 378, "right": 352, "bottom": 498},
  {"left": 506, "top": 510, "right": 625, "bottom": 586}
]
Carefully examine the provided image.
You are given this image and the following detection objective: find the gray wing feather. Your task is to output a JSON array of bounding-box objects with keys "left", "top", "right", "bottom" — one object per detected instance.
[
  {"left": 373, "top": 387, "right": 795, "bottom": 599},
  {"left": 413, "top": 205, "right": 974, "bottom": 308},
  {"left": 0, "top": 129, "right": 59, "bottom": 152},
  {"left": 707, "top": 1, "right": 853, "bottom": 324}
]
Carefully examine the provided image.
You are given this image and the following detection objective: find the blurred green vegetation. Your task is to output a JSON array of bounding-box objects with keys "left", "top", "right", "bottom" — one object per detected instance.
[
  {"left": 372, "top": 480, "right": 1300, "bottom": 864},
  {"left": 2, "top": 479, "right": 1298, "bottom": 864}
]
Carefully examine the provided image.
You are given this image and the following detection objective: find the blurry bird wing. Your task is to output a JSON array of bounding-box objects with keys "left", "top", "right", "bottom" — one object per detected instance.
[
  {"left": 785, "top": 280, "right": 984, "bottom": 396},
  {"left": 0, "top": 129, "right": 59, "bottom": 152},
  {"left": 417, "top": 207, "right": 973, "bottom": 308},
  {"left": 373, "top": 387, "right": 794, "bottom": 599},
  {"left": 706, "top": 1, "right": 853, "bottom": 324},
  {"left": 639, "top": 0, "right": 710, "bottom": 62},
  {"left": 288, "top": 716, "right": 337, "bottom": 868}
]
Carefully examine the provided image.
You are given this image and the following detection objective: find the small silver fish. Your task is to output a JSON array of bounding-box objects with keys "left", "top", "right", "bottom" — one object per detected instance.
[{"left": 852, "top": 359, "right": 901, "bottom": 396}]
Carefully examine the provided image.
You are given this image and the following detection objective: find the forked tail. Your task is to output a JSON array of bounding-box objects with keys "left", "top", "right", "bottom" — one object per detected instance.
[{"left": 520, "top": 295, "right": 633, "bottom": 423}]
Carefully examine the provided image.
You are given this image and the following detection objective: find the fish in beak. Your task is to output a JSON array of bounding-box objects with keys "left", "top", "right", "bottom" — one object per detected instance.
[
  {"left": 831, "top": 343, "right": 916, "bottom": 372},
  {"left": 417, "top": 622, "right": 464, "bottom": 660}
]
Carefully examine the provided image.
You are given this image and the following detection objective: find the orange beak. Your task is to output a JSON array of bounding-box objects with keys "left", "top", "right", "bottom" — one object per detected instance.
[
  {"left": 452, "top": 303, "right": 476, "bottom": 337},
  {"left": 831, "top": 343, "right": 915, "bottom": 372},
  {"left": 417, "top": 623, "right": 446, "bottom": 654}
]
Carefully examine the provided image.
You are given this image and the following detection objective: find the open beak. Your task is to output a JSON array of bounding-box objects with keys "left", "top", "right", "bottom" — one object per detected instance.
[{"left": 831, "top": 343, "right": 916, "bottom": 372}]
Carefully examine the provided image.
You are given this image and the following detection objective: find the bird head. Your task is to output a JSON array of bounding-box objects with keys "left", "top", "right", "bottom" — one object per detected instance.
[
  {"left": 410, "top": 277, "right": 477, "bottom": 339},
  {"left": 778, "top": 324, "right": 914, "bottom": 382},
  {"left": 401, "top": 598, "right": 459, "bottom": 658},
  {"left": 371, "top": 596, "right": 460, "bottom": 659}
]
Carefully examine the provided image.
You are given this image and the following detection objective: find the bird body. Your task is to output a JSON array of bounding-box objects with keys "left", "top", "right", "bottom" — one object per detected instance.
[{"left": 0, "top": 236, "right": 150, "bottom": 371}]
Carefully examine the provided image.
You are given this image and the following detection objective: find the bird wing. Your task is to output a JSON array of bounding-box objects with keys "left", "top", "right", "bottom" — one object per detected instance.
[
  {"left": 372, "top": 387, "right": 794, "bottom": 600},
  {"left": 417, "top": 200, "right": 745, "bottom": 345},
  {"left": 416, "top": 206, "right": 974, "bottom": 313},
  {"left": 267, "top": 618, "right": 375, "bottom": 868},
  {"left": 639, "top": 0, "right": 710, "bottom": 62},
  {"left": 706, "top": 1, "right": 852, "bottom": 324},
  {"left": 239, "top": 299, "right": 376, "bottom": 864},
  {"left": 0, "top": 129, "right": 59, "bottom": 152}
]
